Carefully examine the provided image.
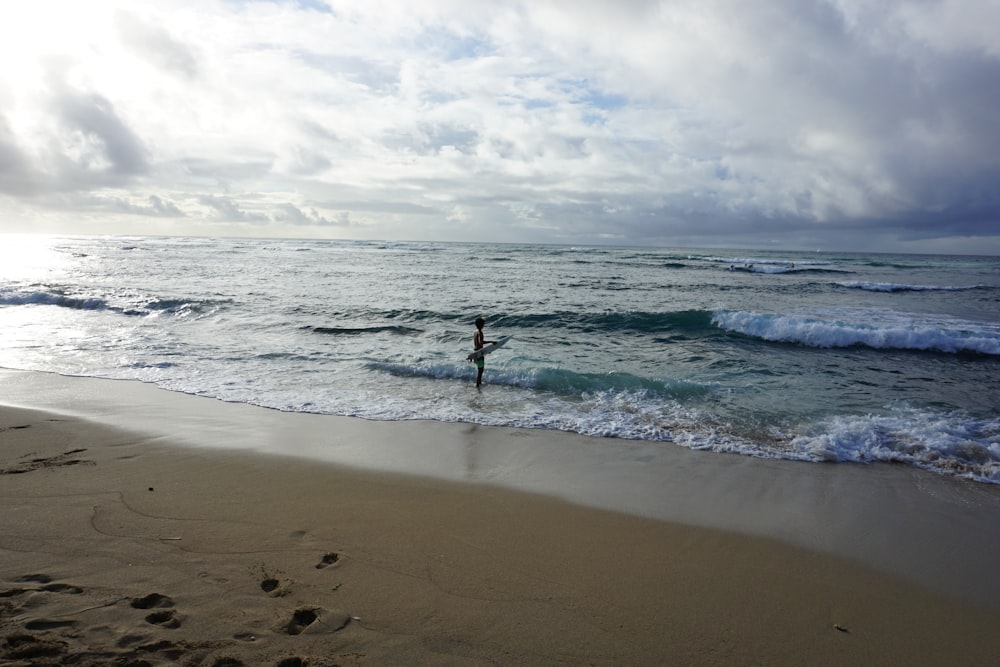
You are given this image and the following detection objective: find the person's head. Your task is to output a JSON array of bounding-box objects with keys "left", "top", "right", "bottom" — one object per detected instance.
[{"left": 475, "top": 317, "right": 485, "bottom": 329}]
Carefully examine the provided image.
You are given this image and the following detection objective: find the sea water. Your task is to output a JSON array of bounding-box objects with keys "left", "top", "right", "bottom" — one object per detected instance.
[{"left": 1, "top": 235, "right": 998, "bottom": 484}]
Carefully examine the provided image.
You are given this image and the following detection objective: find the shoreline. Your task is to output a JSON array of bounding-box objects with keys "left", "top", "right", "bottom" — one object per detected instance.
[
  {"left": 2, "top": 368, "right": 999, "bottom": 612},
  {"left": 2, "top": 403, "right": 999, "bottom": 664}
]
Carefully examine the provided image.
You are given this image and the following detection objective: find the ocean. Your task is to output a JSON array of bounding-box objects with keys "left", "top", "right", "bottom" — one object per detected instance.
[{"left": 2, "top": 234, "right": 999, "bottom": 485}]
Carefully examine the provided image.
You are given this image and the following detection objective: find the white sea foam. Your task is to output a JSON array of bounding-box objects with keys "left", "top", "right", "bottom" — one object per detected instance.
[
  {"left": 712, "top": 309, "right": 1000, "bottom": 355},
  {"left": 786, "top": 409, "right": 1000, "bottom": 484}
]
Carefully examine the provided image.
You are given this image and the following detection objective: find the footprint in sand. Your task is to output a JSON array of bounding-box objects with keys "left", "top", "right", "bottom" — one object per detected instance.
[
  {"left": 3, "top": 575, "right": 82, "bottom": 596},
  {"left": 131, "top": 593, "right": 174, "bottom": 610},
  {"left": 25, "top": 619, "right": 78, "bottom": 631},
  {"left": 145, "top": 610, "right": 181, "bottom": 629},
  {"left": 2, "top": 634, "right": 66, "bottom": 662},
  {"left": 131, "top": 593, "right": 181, "bottom": 629},
  {"left": 284, "top": 607, "right": 351, "bottom": 636},
  {"left": 134, "top": 639, "right": 184, "bottom": 661},
  {"left": 285, "top": 608, "right": 319, "bottom": 636},
  {"left": 116, "top": 634, "right": 147, "bottom": 648},
  {"left": 212, "top": 659, "right": 246, "bottom": 667},
  {"left": 260, "top": 577, "right": 292, "bottom": 598},
  {"left": 315, "top": 552, "right": 339, "bottom": 569},
  {"left": 40, "top": 583, "right": 83, "bottom": 595}
]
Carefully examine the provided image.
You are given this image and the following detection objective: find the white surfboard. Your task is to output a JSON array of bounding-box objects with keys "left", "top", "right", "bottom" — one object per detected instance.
[{"left": 467, "top": 335, "right": 512, "bottom": 360}]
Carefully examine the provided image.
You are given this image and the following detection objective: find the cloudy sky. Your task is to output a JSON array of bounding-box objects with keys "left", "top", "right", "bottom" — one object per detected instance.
[{"left": 1, "top": 0, "right": 998, "bottom": 253}]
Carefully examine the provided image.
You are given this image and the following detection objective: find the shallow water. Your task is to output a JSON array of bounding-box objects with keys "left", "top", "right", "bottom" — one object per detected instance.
[{"left": 2, "top": 234, "right": 998, "bottom": 483}]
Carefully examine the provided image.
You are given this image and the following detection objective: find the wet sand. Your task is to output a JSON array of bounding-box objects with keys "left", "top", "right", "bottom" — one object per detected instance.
[{"left": 2, "top": 371, "right": 999, "bottom": 665}]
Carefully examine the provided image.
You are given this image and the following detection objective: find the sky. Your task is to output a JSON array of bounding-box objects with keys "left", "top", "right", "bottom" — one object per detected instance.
[{"left": 1, "top": 0, "right": 998, "bottom": 253}]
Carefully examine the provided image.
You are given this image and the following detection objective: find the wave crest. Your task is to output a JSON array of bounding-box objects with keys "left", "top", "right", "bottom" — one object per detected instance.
[
  {"left": 366, "top": 361, "right": 708, "bottom": 399},
  {"left": 712, "top": 309, "right": 1000, "bottom": 355},
  {"left": 0, "top": 290, "right": 108, "bottom": 311}
]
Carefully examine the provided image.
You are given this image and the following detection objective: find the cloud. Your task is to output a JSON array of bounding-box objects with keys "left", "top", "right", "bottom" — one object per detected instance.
[
  {"left": 114, "top": 9, "right": 199, "bottom": 78},
  {"left": 132, "top": 194, "right": 185, "bottom": 217},
  {"left": 0, "top": 115, "right": 39, "bottom": 196},
  {"left": 198, "top": 195, "right": 269, "bottom": 223},
  {"left": 196, "top": 195, "right": 350, "bottom": 229},
  {"left": 51, "top": 87, "right": 149, "bottom": 179},
  {"left": 23, "top": 56, "right": 150, "bottom": 192},
  {"left": 0, "top": 0, "right": 997, "bottom": 252},
  {"left": 271, "top": 202, "right": 350, "bottom": 227}
]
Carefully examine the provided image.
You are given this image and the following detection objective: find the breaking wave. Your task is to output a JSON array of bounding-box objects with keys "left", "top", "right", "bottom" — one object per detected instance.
[{"left": 713, "top": 309, "right": 1000, "bottom": 355}]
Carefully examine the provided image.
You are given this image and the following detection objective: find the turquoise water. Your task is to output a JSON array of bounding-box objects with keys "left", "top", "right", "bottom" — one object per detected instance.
[{"left": 2, "top": 235, "right": 998, "bottom": 483}]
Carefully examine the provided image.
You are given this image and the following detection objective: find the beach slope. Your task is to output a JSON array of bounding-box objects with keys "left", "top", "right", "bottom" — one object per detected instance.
[{"left": 2, "top": 402, "right": 999, "bottom": 666}]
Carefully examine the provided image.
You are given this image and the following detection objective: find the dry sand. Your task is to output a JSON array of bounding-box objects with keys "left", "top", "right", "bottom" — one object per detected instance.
[{"left": 2, "top": 403, "right": 999, "bottom": 666}]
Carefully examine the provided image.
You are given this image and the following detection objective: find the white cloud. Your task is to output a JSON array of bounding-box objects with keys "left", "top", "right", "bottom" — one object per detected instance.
[{"left": 0, "top": 0, "right": 997, "bottom": 252}]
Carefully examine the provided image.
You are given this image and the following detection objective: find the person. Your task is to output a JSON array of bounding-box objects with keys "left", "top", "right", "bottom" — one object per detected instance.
[{"left": 467, "top": 317, "right": 496, "bottom": 388}]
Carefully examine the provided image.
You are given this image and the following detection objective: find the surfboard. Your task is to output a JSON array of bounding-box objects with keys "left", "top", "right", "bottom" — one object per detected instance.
[{"left": 467, "top": 335, "right": 512, "bottom": 360}]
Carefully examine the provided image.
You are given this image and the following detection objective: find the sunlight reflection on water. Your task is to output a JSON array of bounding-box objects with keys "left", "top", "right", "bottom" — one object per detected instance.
[{"left": 0, "top": 234, "right": 67, "bottom": 282}]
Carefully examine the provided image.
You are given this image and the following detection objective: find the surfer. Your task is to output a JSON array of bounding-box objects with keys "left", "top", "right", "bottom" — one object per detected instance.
[{"left": 469, "top": 317, "right": 496, "bottom": 388}]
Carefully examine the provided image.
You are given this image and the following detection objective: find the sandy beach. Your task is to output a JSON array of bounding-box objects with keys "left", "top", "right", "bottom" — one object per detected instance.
[{"left": 2, "top": 372, "right": 999, "bottom": 665}]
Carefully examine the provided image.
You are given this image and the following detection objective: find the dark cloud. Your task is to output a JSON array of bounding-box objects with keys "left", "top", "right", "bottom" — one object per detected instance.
[
  {"left": 55, "top": 92, "right": 148, "bottom": 175},
  {"left": 39, "top": 57, "right": 148, "bottom": 188},
  {"left": 0, "top": 115, "right": 39, "bottom": 196},
  {"left": 2, "top": 74, "right": 149, "bottom": 198}
]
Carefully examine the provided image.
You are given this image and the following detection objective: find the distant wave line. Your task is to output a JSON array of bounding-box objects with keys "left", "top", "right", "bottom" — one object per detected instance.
[
  {"left": 836, "top": 281, "right": 988, "bottom": 292},
  {"left": 494, "top": 309, "right": 717, "bottom": 334},
  {"left": 697, "top": 255, "right": 834, "bottom": 266},
  {"left": 307, "top": 325, "right": 423, "bottom": 336},
  {"left": 0, "top": 288, "right": 226, "bottom": 318}
]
